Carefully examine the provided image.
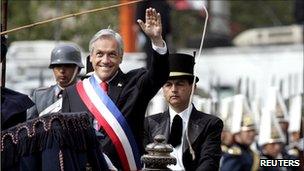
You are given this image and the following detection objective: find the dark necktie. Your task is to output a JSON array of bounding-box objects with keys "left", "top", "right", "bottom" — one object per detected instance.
[
  {"left": 100, "top": 82, "right": 108, "bottom": 94},
  {"left": 57, "top": 89, "right": 63, "bottom": 99},
  {"left": 168, "top": 115, "right": 183, "bottom": 147}
]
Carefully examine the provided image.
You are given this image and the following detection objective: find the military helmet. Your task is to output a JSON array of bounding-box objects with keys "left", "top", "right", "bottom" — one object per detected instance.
[{"left": 49, "top": 44, "right": 84, "bottom": 68}]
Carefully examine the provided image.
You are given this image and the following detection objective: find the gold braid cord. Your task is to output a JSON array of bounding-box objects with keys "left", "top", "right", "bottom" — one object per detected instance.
[
  {"left": 0, "top": 0, "right": 143, "bottom": 35},
  {"left": 59, "top": 150, "right": 64, "bottom": 171}
]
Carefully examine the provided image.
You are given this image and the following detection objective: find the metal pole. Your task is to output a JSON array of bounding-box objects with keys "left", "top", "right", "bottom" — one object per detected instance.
[{"left": 1, "top": 0, "right": 8, "bottom": 87}]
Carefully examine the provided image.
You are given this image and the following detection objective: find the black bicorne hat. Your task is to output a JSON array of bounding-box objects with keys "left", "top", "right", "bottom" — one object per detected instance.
[{"left": 169, "top": 53, "right": 199, "bottom": 82}]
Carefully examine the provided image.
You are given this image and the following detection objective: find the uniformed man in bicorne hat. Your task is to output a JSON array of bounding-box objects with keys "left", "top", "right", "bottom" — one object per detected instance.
[
  {"left": 258, "top": 107, "right": 287, "bottom": 171},
  {"left": 265, "top": 87, "right": 289, "bottom": 143},
  {"left": 220, "top": 94, "right": 259, "bottom": 171},
  {"left": 287, "top": 93, "right": 303, "bottom": 167},
  {"left": 27, "top": 44, "right": 84, "bottom": 119},
  {"left": 219, "top": 96, "right": 234, "bottom": 153}
]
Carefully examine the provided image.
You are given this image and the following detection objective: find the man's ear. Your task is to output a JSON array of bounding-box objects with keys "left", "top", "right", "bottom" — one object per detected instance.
[{"left": 119, "top": 55, "right": 123, "bottom": 64}]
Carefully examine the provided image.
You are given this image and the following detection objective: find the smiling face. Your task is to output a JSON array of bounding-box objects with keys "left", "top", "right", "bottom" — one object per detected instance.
[
  {"left": 162, "top": 79, "right": 194, "bottom": 113},
  {"left": 90, "top": 37, "right": 122, "bottom": 81}
]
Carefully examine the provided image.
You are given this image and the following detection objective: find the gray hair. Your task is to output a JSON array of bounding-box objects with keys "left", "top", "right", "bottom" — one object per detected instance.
[{"left": 89, "top": 29, "right": 124, "bottom": 56}]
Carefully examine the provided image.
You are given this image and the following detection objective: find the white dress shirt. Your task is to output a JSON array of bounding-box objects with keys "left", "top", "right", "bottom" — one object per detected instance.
[{"left": 167, "top": 105, "right": 193, "bottom": 171}]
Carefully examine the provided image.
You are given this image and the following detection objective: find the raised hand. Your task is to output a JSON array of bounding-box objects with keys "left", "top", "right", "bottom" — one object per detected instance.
[{"left": 137, "top": 7, "right": 164, "bottom": 47}]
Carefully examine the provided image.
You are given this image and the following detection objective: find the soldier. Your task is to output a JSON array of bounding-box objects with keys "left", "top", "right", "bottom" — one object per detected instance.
[
  {"left": 265, "top": 87, "right": 289, "bottom": 144},
  {"left": 27, "top": 44, "right": 84, "bottom": 119},
  {"left": 258, "top": 107, "right": 287, "bottom": 171},
  {"left": 287, "top": 94, "right": 304, "bottom": 171},
  {"left": 264, "top": 87, "right": 295, "bottom": 163},
  {"left": 219, "top": 97, "right": 234, "bottom": 153},
  {"left": 220, "top": 94, "right": 259, "bottom": 171}
]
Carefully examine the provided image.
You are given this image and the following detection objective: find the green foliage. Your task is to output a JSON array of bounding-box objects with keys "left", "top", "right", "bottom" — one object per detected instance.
[
  {"left": 7, "top": 0, "right": 119, "bottom": 51},
  {"left": 170, "top": 0, "right": 294, "bottom": 48},
  {"left": 230, "top": 0, "right": 294, "bottom": 30},
  {"left": 5, "top": 0, "right": 295, "bottom": 50}
]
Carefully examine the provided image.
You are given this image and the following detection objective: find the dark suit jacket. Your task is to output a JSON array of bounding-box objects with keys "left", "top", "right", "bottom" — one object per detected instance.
[
  {"left": 144, "top": 106, "right": 223, "bottom": 171},
  {"left": 61, "top": 50, "right": 169, "bottom": 169},
  {"left": 27, "top": 85, "right": 61, "bottom": 120}
]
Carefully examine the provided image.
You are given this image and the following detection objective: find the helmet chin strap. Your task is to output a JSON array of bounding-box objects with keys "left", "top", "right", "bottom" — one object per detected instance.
[{"left": 57, "top": 66, "right": 79, "bottom": 89}]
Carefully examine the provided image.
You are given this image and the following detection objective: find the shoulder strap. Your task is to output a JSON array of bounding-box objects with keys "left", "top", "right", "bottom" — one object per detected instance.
[{"left": 39, "top": 98, "right": 62, "bottom": 116}]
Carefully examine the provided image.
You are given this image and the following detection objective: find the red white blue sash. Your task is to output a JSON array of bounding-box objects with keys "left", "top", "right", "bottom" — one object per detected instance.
[{"left": 76, "top": 76, "right": 141, "bottom": 171}]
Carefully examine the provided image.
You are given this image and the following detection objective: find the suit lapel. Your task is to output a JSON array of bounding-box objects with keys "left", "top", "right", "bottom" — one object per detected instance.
[
  {"left": 108, "top": 69, "right": 124, "bottom": 104},
  {"left": 49, "top": 85, "right": 57, "bottom": 105},
  {"left": 182, "top": 108, "right": 203, "bottom": 153},
  {"left": 151, "top": 111, "right": 170, "bottom": 142}
]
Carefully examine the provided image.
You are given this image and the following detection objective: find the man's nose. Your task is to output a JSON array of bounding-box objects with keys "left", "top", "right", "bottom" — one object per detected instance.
[
  {"left": 101, "top": 55, "right": 111, "bottom": 63},
  {"left": 171, "top": 84, "right": 178, "bottom": 92}
]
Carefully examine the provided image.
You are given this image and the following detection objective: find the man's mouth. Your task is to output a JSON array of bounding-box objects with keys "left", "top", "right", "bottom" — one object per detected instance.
[
  {"left": 170, "top": 95, "right": 179, "bottom": 99},
  {"left": 99, "top": 65, "right": 111, "bottom": 71},
  {"left": 59, "top": 76, "right": 66, "bottom": 80}
]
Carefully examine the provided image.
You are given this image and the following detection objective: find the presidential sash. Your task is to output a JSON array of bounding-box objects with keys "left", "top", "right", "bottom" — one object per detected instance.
[{"left": 76, "top": 76, "right": 141, "bottom": 171}]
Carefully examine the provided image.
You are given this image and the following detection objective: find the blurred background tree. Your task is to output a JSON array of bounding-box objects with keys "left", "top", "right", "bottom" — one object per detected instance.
[
  {"left": 6, "top": 0, "right": 296, "bottom": 51},
  {"left": 171, "top": 0, "right": 295, "bottom": 48},
  {"left": 7, "top": 0, "right": 119, "bottom": 50}
]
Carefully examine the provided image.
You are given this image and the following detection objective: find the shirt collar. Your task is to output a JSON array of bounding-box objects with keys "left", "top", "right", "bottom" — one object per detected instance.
[
  {"left": 55, "top": 84, "right": 64, "bottom": 98},
  {"left": 93, "top": 71, "right": 119, "bottom": 84},
  {"left": 169, "top": 104, "right": 193, "bottom": 125}
]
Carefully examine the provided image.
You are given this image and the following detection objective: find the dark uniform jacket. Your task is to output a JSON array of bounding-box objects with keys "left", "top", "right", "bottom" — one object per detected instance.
[
  {"left": 61, "top": 50, "right": 169, "bottom": 169},
  {"left": 259, "top": 154, "right": 282, "bottom": 171},
  {"left": 144, "top": 106, "right": 223, "bottom": 171},
  {"left": 27, "top": 84, "right": 62, "bottom": 120},
  {"left": 221, "top": 143, "right": 260, "bottom": 171}
]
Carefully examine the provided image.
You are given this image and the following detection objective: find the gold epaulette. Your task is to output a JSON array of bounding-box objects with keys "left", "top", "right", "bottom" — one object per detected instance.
[
  {"left": 251, "top": 150, "right": 260, "bottom": 171},
  {"left": 227, "top": 145, "right": 242, "bottom": 156},
  {"left": 288, "top": 148, "right": 299, "bottom": 156},
  {"left": 221, "top": 145, "right": 229, "bottom": 153}
]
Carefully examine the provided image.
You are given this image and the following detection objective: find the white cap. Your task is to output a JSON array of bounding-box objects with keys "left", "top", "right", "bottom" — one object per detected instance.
[
  {"left": 258, "top": 107, "right": 286, "bottom": 146},
  {"left": 288, "top": 94, "right": 302, "bottom": 133},
  {"left": 250, "top": 97, "right": 261, "bottom": 132},
  {"left": 231, "top": 94, "right": 256, "bottom": 134},
  {"left": 219, "top": 97, "right": 233, "bottom": 131},
  {"left": 265, "top": 87, "right": 289, "bottom": 123},
  {"left": 193, "top": 95, "right": 213, "bottom": 114}
]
